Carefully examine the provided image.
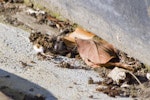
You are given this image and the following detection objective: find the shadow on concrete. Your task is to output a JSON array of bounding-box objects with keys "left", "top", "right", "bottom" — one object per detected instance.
[{"left": 0, "top": 69, "right": 57, "bottom": 100}]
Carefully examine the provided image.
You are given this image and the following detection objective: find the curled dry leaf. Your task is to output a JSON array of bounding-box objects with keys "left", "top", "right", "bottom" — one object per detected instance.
[
  {"left": 75, "top": 38, "right": 134, "bottom": 71},
  {"left": 64, "top": 27, "right": 95, "bottom": 43},
  {"left": 63, "top": 27, "right": 95, "bottom": 48},
  {"left": 75, "top": 38, "right": 117, "bottom": 67}
]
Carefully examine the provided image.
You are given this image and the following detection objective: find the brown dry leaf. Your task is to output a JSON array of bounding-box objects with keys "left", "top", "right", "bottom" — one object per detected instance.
[
  {"left": 76, "top": 38, "right": 116, "bottom": 66},
  {"left": 75, "top": 38, "right": 134, "bottom": 71},
  {"left": 64, "top": 27, "right": 95, "bottom": 43}
]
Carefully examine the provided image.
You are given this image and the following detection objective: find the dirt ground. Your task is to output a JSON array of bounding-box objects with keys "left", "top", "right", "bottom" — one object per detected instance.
[{"left": 0, "top": 1, "right": 150, "bottom": 100}]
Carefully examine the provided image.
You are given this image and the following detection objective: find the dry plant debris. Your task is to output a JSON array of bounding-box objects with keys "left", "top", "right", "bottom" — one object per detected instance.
[
  {"left": 64, "top": 27, "right": 95, "bottom": 42},
  {"left": 28, "top": 15, "right": 149, "bottom": 99},
  {"left": 29, "top": 32, "right": 78, "bottom": 57},
  {"left": 28, "top": 27, "right": 149, "bottom": 98},
  {"left": 1, "top": 1, "right": 150, "bottom": 99}
]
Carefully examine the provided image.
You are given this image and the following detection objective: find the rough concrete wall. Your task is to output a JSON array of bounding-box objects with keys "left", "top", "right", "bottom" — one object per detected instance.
[{"left": 30, "top": 0, "right": 150, "bottom": 66}]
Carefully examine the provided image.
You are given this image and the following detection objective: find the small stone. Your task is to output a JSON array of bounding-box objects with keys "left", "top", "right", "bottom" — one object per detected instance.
[
  {"left": 88, "top": 77, "right": 94, "bottom": 84},
  {"left": 108, "top": 67, "right": 126, "bottom": 84},
  {"left": 29, "top": 88, "right": 34, "bottom": 92},
  {"left": 89, "top": 95, "right": 93, "bottom": 98},
  {"left": 146, "top": 73, "right": 150, "bottom": 80}
]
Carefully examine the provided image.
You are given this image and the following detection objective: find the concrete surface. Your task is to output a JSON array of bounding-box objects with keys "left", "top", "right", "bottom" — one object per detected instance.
[
  {"left": 0, "top": 23, "right": 132, "bottom": 100},
  {"left": 29, "top": 0, "right": 150, "bottom": 66}
]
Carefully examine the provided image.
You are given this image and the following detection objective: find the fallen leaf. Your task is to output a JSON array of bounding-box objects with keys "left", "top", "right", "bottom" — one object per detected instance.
[
  {"left": 75, "top": 38, "right": 134, "bottom": 71},
  {"left": 64, "top": 27, "right": 95, "bottom": 43},
  {"left": 75, "top": 38, "right": 116, "bottom": 66}
]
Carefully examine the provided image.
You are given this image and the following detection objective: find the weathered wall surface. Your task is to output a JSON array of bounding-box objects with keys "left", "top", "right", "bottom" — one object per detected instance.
[{"left": 29, "top": 0, "right": 150, "bottom": 66}]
